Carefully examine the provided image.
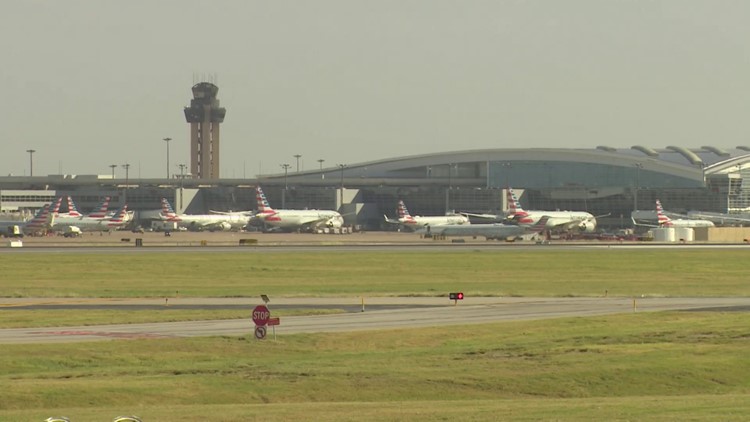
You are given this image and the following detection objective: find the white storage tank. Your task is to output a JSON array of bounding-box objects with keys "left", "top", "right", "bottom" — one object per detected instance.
[
  {"left": 675, "top": 227, "right": 694, "bottom": 243},
  {"left": 653, "top": 227, "right": 676, "bottom": 242}
]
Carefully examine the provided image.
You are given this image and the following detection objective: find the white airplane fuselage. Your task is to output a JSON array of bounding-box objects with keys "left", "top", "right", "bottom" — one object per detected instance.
[
  {"left": 53, "top": 216, "right": 127, "bottom": 232},
  {"left": 663, "top": 219, "right": 715, "bottom": 228},
  {"left": 400, "top": 214, "right": 469, "bottom": 228},
  {"left": 514, "top": 211, "right": 596, "bottom": 232},
  {"left": 257, "top": 210, "right": 343, "bottom": 230},
  {"left": 166, "top": 214, "right": 248, "bottom": 231}
]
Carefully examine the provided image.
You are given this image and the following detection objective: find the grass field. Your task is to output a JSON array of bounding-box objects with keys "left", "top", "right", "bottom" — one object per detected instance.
[
  {"left": 2, "top": 249, "right": 749, "bottom": 420},
  {"left": 2, "top": 249, "right": 749, "bottom": 298},
  {"left": 2, "top": 312, "right": 749, "bottom": 421}
]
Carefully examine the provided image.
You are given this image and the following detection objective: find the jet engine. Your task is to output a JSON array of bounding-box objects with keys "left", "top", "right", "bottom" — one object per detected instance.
[
  {"left": 578, "top": 220, "right": 596, "bottom": 233},
  {"left": 218, "top": 221, "right": 232, "bottom": 231},
  {"left": 326, "top": 215, "right": 344, "bottom": 228}
]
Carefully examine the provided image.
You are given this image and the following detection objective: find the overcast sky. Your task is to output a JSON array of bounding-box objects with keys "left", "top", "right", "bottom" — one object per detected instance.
[{"left": 2, "top": 1, "right": 749, "bottom": 178}]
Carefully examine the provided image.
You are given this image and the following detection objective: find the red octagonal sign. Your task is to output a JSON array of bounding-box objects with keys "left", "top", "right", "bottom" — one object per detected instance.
[{"left": 252, "top": 305, "right": 270, "bottom": 326}]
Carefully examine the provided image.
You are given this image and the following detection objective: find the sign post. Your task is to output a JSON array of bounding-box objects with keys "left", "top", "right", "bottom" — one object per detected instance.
[
  {"left": 252, "top": 305, "right": 270, "bottom": 327},
  {"left": 252, "top": 305, "right": 271, "bottom": 340},
  {"left": 267, "top": 317, "right": 280, "bottom": 340}
]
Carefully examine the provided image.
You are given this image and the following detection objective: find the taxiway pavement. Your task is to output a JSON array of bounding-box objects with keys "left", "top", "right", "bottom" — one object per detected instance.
[{"left": 2, "top": 296, "right": 749, "bottom": 344}]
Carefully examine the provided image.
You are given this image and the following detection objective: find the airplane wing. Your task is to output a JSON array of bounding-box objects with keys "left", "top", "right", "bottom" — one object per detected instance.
[
  {"left": 209, "top": 210, "right": 254, "bottom": 216},
  {"left": 631, "top": 217, "right": 659, "bottom": 228},
  {"left": 384, "top": 215, "right": 401, "bottom": 225},
  {"left": 687, "top": 211, "right": 750, "bottom": 224},
  {"left": 459, "top": 212, "right": 504, "bottom": 221}
]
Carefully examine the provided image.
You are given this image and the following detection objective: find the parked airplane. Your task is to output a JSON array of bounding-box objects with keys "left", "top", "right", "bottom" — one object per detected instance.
[
  {"left": 0, "top": 201, "right": 56, "bottom": 236},
  {"left": 159, "top": 199, "right": 249, "bottom": 231},
  {"left": 385, "top": 200, "right": 470, "bottom": 229},
  {"left": 655, "top": 200, "right": 714, "bottom": 228},
  {"left": 467, "top": 188, "right": 597, "bottom": 232},
  {"left": 423, "top": 215, "right": 551, "bottom": 240},
  {"left": 251, "top": 186, "right": 344, "bottom": 232},
  {"left": 508, "top": 188, "right": 598, "bottom": 232},
  {"left": 52, "top": 201, "right": 131, "bottom": 233}
]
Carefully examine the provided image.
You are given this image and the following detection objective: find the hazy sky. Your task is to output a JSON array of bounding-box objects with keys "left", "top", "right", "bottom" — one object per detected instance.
[{"left": 3, "top": 1, "right": 749, "bottom": 178}]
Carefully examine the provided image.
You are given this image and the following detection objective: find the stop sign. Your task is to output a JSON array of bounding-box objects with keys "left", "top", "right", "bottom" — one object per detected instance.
[{"left": 252, "top": 305, "right": 270, "bottom": 326}]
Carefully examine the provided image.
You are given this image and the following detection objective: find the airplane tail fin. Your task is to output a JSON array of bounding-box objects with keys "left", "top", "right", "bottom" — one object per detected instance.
[
  {"left": 397, "top": 200, "right": 411, "bottom": 218},
  {"left": 507, "top": 188, "right": 527, "bottom": 216},
  {"left": 255, "top": 187, "right": 274, "bottom": 213},
  {"left": 52, "top": 197, "right": 63, "bottom": 215},
  {"left": 26, "top": 201, "right": 56, "bottom": 229},
  {"left": 87, "top": 196, "right": 111, "bottom": 219},
  {"left": 529, "top": 215, "right": 550, "bottom": 232},
  {"left": 66, "top": 196, "right": 82, "bottom": 217},
  {"left": 108, "top": 204, "right": 129, "bottom": 225},
  {"left": 397, "top": 200, "right": 417, "bottom": 223},
  {"left": 656, "top": 199, "right": 672, "bottom": 226},
  {"left": 160, "top": 198, "right": 178, "bottom": 219}
]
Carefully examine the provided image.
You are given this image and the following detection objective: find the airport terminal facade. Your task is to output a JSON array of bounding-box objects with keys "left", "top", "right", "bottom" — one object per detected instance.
[{"left": 1, "top": 146, "right": 750, "bottom": 230}]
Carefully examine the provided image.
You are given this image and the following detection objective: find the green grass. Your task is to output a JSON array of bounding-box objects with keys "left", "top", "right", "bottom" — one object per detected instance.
[
  {"left": 2, "top": 249, "right": 750, "bottom": 420},
  {"left": 2, "top": 312, "right": 749, "bottom": 421},
  {"left": 2, "top": 249, "right": 750, "bottom": 298}
]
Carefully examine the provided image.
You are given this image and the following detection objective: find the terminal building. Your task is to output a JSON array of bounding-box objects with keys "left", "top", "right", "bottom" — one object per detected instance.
[{"left": 1, "top": 145, "right": 749, "bottom": 231}]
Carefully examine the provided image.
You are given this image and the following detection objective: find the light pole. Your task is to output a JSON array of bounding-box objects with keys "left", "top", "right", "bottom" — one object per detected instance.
[
  {"left": 633, "top": 163, "right": 642, "bottom": 212},
  {"left": 26, "top": 149, "right": 36, "bottom": 176},
  {"left": 109, "top": 164, "right": 117, "bottom": 179},
  {"left": 122, "top": 163, "right": 130, "bottom": 205},
  {"left": 178, "top": 164, "right": 187, "bottom": 210},
  {"left": 294, "top": 154, "right": 302, "bottom": 173},
  {"left": 337, "top": 164, "right": 346, "bottom": 208},
  {"left": 317, "top": 159, "right": 325, "bottom": 179},
  {"left": 163, "top": 137, "right": 172, "bottom": 178},
  {"left": 281, "top": 163, "right": 291, "bottom": 208}
]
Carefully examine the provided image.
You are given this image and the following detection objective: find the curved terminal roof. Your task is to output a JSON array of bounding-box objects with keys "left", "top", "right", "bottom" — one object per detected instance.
[{"left": 298, "top": 146, "right": 750, "bottom": 184}]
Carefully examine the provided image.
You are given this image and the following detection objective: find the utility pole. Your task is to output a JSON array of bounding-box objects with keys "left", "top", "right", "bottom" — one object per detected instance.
[
  {"left": 178, "top": 164, "right": 187, "bottom": 210},
  {"left": 281, "top": 163, "right": 291, "bottom": 208},
  {"left": 122, "top": 163, "right": 130, "bottom": 205},
  {"left": 294, "top": 154, "right": 302, "bottom": 173},
  {"left": 109, "top": 164, "right": 117, "bottom": 179},
  {"left": 337, "top": 164, "right": 346, "bottom": 209},
  {"left": 318, "top": 159, "right": 325, "bottom": 179},
  {"left": 26, "top": 149, "right": 36, "bottom": 177}
]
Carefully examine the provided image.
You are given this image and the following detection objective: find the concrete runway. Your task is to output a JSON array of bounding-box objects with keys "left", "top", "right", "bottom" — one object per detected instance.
[{"left": 2, "top": 296, "right": 749, "bottom": 344}]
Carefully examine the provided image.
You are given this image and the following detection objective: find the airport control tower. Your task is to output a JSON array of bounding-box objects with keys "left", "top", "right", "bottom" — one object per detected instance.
[{"left": 184, "top": 82, "right": 226, "bottom": 179}]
